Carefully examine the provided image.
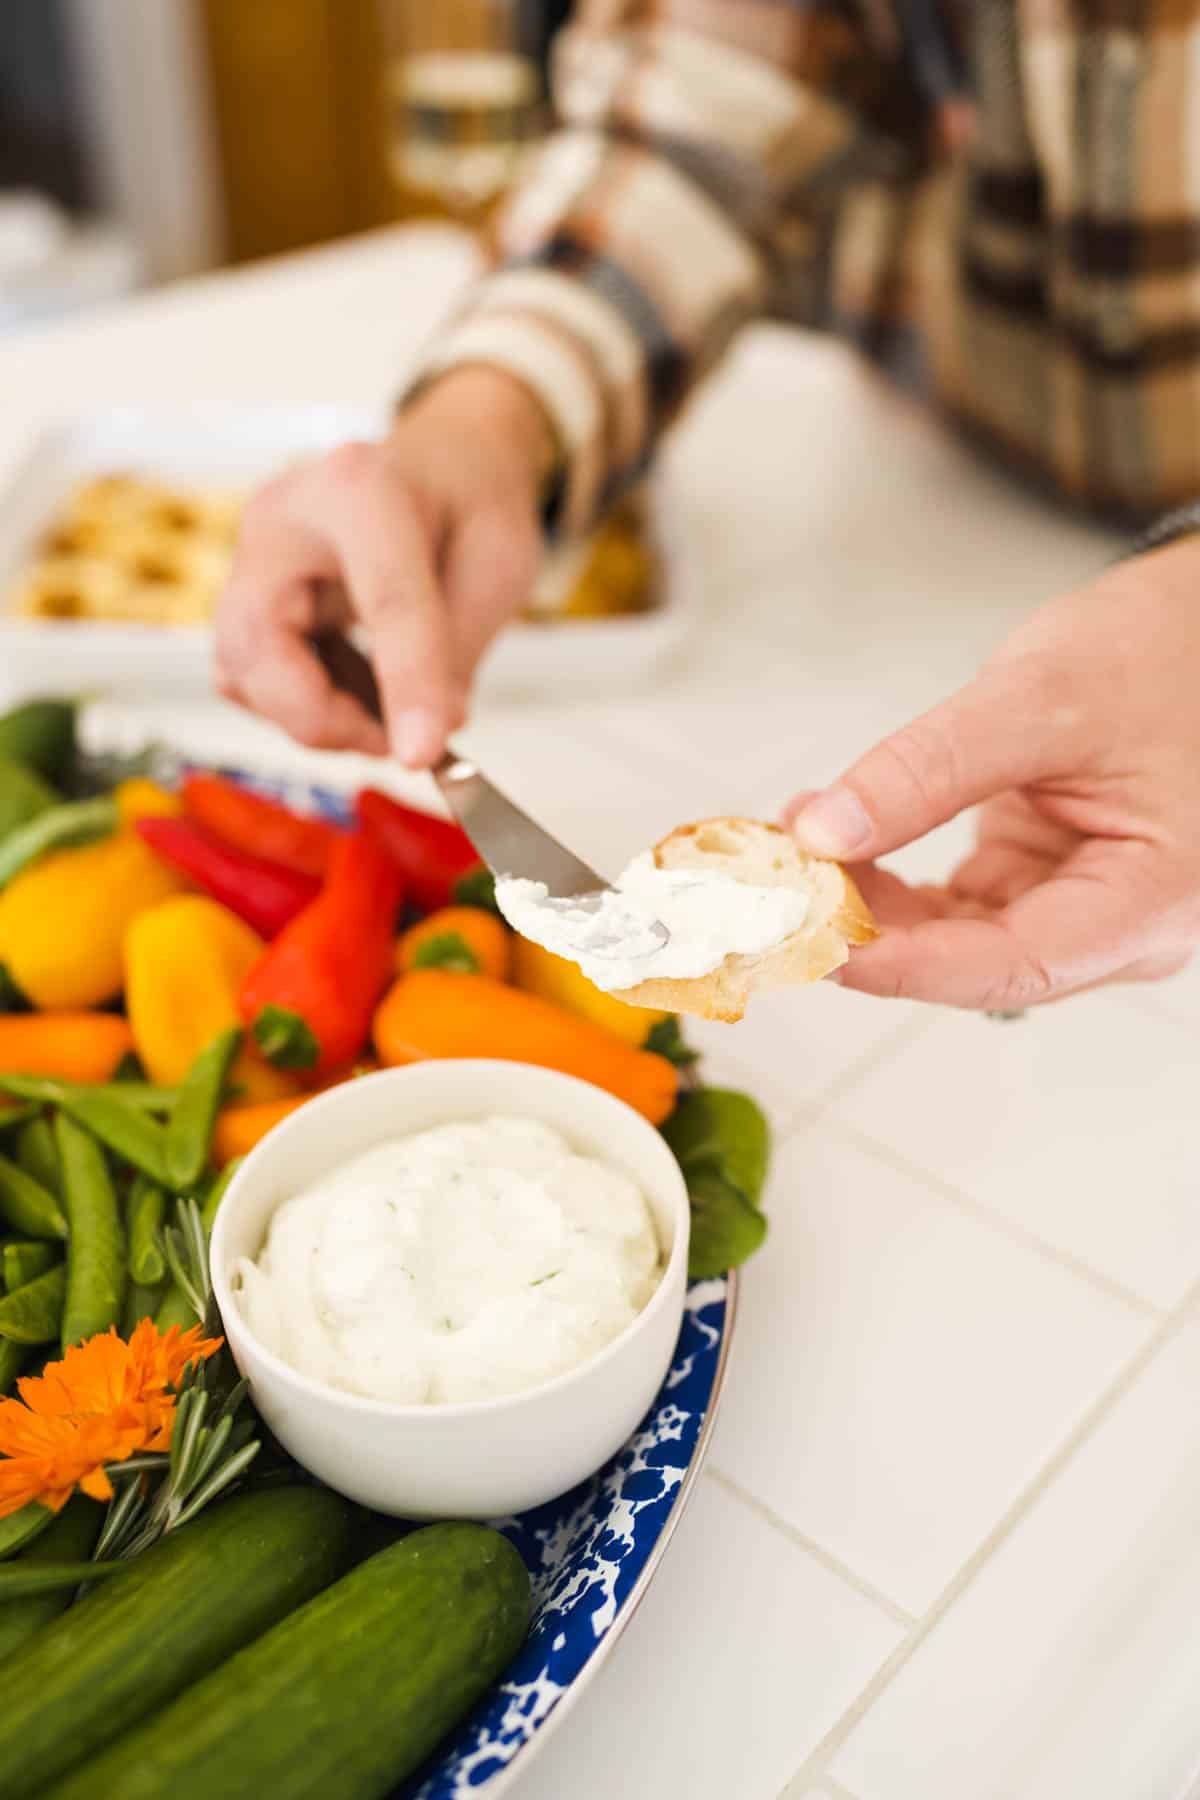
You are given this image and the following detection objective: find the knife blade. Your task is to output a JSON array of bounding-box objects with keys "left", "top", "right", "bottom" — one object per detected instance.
[{"left": 309, "top": 632, "right": 613, "bottom": 898}]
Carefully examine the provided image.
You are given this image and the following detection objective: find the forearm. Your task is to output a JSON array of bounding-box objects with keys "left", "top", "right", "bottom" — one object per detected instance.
[{"left": 403, "top": 5, "right": 892, "bottom": 535}]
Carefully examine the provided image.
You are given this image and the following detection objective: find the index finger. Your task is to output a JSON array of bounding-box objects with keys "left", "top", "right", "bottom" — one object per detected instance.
[{"left": 321, "top": 464, "right": 451, "bottom": 768}]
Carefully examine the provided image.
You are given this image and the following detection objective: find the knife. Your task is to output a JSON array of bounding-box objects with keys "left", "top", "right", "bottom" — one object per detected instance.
[{"left": 310, "top": 632, "right": 668, "bottom": 948}]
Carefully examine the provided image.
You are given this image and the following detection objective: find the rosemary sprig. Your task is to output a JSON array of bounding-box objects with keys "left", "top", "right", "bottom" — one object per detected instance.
[{"left": 95, "top": 1199, "right": 261, "bottom": 1563}]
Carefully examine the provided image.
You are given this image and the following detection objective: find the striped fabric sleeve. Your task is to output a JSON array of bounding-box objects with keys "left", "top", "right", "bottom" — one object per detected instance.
[{"left": 403, "top": 9, "right": 881, "bottom": 537}]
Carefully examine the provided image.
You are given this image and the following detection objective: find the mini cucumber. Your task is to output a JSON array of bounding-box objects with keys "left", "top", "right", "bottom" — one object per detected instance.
[
  {"left": 50, "top": 1522, "right": 532, "bottom": 1800},
  {"left": 0, "top": 1497, "right": 98, "bottom": 1658},
  {"left": 0, "top": 1485, "right": 355, "bottom": 1797}
]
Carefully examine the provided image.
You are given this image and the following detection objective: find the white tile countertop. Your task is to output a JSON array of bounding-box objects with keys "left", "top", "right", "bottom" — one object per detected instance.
[{"left": 2, "top": 224, "right": 1198, "bottom": 1800}]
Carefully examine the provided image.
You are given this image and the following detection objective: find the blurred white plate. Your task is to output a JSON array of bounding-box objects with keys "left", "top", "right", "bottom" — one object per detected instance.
[{"left": 0, "top": 407, "right": 694, "bottom": 701}]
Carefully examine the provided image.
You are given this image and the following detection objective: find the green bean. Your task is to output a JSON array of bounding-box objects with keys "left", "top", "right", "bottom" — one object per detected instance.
[
  {"left": 0, "top": 1104, "right": 38, "bottom": 1136},
  {"left": 126, "top": 1174, "right": 167, "bottom": 1286},
  {"left": 0, "top": 1076, "right": 179, "bottom": 1115},
  {"left": 166, "top": 1027, "right": 241, "bottom": 1192},
  {"left": 55, "top": 1091, "right": 169, "bottom": 1187},
  {"left": 198, "top": 1157, "right": 242, "bottom": 1235},
  {"left": 0, "top": 1265, "right": 67, "bottom": 1343},
  {"left": 0, "top": 1154, "right": 66, "bottom": 1240},
  {"left": 3, "top": 1242, "right": 58, "bottom": 1293},
  {"left": 15, "top": 1116, "right": 59, "bottom": 1199},
  {"left": 122, "top": 1279, "right": 165, "bottom": 1336},
  {"left": 55, "top": 1115, "right": 126, "bottom": 1349},
  {"left": 0, "top": 795, "right": 117, "bottom": 889},
  {"left": 0, "top": 1335, "right": 26, "bottom": 1395},
  {"left": 0, "top": 1499, "right": 99, "bottom": 1656}
]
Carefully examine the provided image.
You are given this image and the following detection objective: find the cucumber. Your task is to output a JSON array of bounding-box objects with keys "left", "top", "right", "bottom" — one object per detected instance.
[
  {"left": 52, "top": 1522, "right": 533, "bottom": 1800},
  {"left": 0, "top": 1496, "right": 98, "bottom": 1659},
  {"left": 0, "top": 700, "right": 76, "bottom": 785},
  {"left": 0, "top": 1484, "right": 354, "bottom": 1797}
]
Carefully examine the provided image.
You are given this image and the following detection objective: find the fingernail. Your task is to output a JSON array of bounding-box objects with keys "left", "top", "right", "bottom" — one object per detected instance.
[
  {"left": 395, "top": 710, "right": 440, "bottom": 769},
  {"left": 790, "top": 787, "right": 873, "bottom": 858}
]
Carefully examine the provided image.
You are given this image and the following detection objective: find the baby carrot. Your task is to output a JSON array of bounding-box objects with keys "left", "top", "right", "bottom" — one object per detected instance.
[
  {"left": 372, "top": 971, "right": 679, "bottom": 1125},
  {"left": 0, "top": 1014, "right": 134, "bottom": 1086}
]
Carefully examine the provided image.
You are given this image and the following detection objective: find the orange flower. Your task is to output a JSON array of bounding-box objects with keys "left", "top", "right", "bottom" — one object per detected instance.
[{"left": 0, "top": 1320, "right": 222, "bottom": 1519}]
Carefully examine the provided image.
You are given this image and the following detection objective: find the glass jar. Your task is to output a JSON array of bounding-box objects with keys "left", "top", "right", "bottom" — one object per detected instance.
[{"left": 380, "top": 0, "right": 544, "bottom": 228}]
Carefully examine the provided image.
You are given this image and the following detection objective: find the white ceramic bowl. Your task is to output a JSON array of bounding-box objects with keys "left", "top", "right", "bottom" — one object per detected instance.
[{"left": 211, "top": 1061, "right": 690, "bottom": 1520}]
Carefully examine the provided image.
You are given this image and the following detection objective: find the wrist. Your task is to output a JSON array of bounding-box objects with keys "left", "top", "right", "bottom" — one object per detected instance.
[{"left": 401, "top": 365, "right": 558, "bottom": 497}]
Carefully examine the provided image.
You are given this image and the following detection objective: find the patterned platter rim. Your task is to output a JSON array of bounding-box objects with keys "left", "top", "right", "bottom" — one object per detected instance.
[
  {"left": 137, "top": 755, "right": 740, "bottom": 1797},
  {"left": 458, "top": 1271, "right": 739, "bottom": 1798}
]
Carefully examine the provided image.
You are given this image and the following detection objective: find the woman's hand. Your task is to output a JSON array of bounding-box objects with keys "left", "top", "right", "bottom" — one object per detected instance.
[
  {"left": 786, "top": 539, "right": 1200, "bottom": 1009},
  {"left": 214, "top": 366, "right": 553, "bottom": 767}
]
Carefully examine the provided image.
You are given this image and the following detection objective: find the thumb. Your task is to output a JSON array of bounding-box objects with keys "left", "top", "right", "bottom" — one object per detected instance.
[{"left": 787, "top": 660, "right": 1084, "bottom": 861}]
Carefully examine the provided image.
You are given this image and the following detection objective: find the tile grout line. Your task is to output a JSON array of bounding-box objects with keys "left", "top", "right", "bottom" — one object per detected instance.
[
  {"left": 817, "top": 1011, "right": 940, "bottom": 1106},
  {"left": 825, "top": 1113, "right": 1163, "bottom": 1321},
  {"left": 777, "top": 1775, "right": 862, "bottom": 1800},
  {"left": 778, "top": 1269, "right": 1200, "bottom": 1794},
  {"left": 702, "top": 1466, "right": 918, "bottom": 1631}
]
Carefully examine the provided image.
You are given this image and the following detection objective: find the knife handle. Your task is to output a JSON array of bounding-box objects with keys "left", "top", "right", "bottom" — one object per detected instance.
[{"left": 309, "top": 631, "right": 384, "bottom": 723}]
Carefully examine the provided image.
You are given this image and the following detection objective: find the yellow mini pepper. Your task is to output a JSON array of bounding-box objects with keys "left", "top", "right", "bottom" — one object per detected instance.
[
  {"left": 511, "top": 935, "right": 669, "bottom": 1046},
  {"left": 125, "top": 893, "right": 301, "bottom": 1101},
  {"left": 0, "top": 781, "right": 187, "bottom": 1010}
]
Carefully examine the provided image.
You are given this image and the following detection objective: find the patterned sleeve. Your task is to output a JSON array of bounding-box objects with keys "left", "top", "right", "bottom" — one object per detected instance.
[{"left": 403, "top": 1, "right": 924, "bottom": 536}]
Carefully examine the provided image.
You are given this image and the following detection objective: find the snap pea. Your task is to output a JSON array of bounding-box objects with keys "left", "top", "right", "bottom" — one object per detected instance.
[
  {"left": 0, "top": 1265, "right": 67, "bottom": 1344},
  {"left": 0, "top": 1561, "right": 125, "bottom": 1599},
  {"left": 0, "top": 698, "right": 76, "bottom": 784},
  {"left": 153, "top": 1279, "right": 198, "bottom": 1334},
  {"left": 0, "top": 1076, "right": 179, "bottom": 1116},
  {"left": 126, "top": 1174, "right": 167, "bottom": 1286},
  {"left": 55, "top": 1091, "right": 168, "bottom": 1189},
  {"left": 15, "top": 1115, "right": 61, "bottom": 1198},
  {"left": 198, "top": 1157, "right": 242, "bottom": 1234},
  {"left": 0, "top": 755, "right": 58, "bottom": 841},
  {"left": 55, "top": 1114, "right": 126, "bottom": 1349},
  {"left": 122, "top": 1279, "right": 166, "bottom": 1336},
  {"left": 0, "top": 795, "right": 117, "bottom": 890},
  {"left": 0, "top": 1335, "right": 26, "bottom": 1395},
  {"left": 0, "top": 1505, "right": 52, "bottom": 1562},
  {"left": 3, "top": 1241, "right": 58, "bottom": 1293},
  {"left": 107, "top": 1082, "right": 178, "bottom": 1114},
  {"left": 0, "top": 1499, "right": 100, "bottom": 1658},
  {"left": 0, "top": 1153, "right": 67, "bottom": 1240},
  {"left": 166, "top": 1027, "right": 241, "bottom": 1192}
]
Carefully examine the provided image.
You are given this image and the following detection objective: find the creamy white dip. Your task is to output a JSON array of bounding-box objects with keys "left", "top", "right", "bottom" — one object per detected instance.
[
  {"left": 496, "top": 851, "right": 809, "bottom": 991},
  {"left": 232, "top": 1116, "right": 662, "bottom": 1405}
]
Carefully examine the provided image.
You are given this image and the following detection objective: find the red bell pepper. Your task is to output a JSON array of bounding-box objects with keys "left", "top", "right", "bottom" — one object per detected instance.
[
  {"left": 355, "top": 788, "right": 481, "bottom": 915},
  {"left": 181, "top": 773, "right": 342, "bottom": 878},
  {"left": 239, "top": 829, "right": 403, "bottom": 1075},
  {"left": 136, "top": 817, "right": 320, "bottom": 939}
]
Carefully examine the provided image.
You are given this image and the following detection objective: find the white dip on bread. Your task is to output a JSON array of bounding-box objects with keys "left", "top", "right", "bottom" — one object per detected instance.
[
  {"left": 232, "top": 1116, "right": 662, "bottom": 1405},
  {"left": 496, "top": 851, "right": 809, "bottom": 992}
]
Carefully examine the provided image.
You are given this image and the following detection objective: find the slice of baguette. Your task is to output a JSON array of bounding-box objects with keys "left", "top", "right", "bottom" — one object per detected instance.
[{"left": 613, "top": 818, "right": 877, "bottom": 1024}]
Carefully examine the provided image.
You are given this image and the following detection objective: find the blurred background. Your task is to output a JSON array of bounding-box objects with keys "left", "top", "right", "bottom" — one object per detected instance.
[{"left": 0, "top": 0, "right": 572, "bottom": 332}]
